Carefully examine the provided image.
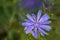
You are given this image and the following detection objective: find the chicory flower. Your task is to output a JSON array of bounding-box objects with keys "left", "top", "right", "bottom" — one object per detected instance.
[{"left": 22, "top": 10, "right": 51, "bottom": 38}]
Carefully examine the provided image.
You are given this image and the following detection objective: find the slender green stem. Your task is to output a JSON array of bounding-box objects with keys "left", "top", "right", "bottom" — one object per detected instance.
[{"left": 38, "top": 31, "right": 41, "bottom": 40}]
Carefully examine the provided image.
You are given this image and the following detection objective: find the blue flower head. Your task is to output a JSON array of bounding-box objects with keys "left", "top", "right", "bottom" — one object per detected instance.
[{"left": 22, "top": 10, "right": 51, "bottom": 38}]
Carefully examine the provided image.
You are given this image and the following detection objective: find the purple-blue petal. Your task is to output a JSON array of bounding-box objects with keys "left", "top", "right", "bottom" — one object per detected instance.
[
  {"left": 40, "top": 21, "right": 51, "bottom": 24},
  {"left": 32, "top": 13, "right": 36, "bottom": 21},
  {"left": 25, "top": 19, "right": 33, "bottom": 23},
  {"left": 39, "top": 25, "right": 51, "bottom": 31},
  {"left": 38, "top": 29, "right": 44, "bottom": 36},
  {"left": 38, "top": 28, "right": 48, "bottom": 36},
  {"left": 42, "top": 21, "right": 51, "bottom": 24},
  {"left": 32, "top": 31, "right": 38, "bottom": 38},
  {"left": 37, "top": 10, "right": 42, "bottom": 21},
  {"left": 22, "top": 22, "right": 33, "bottom": 26},
  {"left": 40, "top": 31, "right": 44, "bottom": 36},
  {"left": 39, "top": 14, "right": 50, "bottom": 23},
  {"left": 24, "top": 26, "right": 28, "bottom": 30},
  {"left": 34, "top": 28, "right": 37, "bottom": 32},
  {"left": 25, "top": 26, "right": 34, "bottom": 34},
  {"left": 26, "top": 14, "right": 34, "bottom": 22}
]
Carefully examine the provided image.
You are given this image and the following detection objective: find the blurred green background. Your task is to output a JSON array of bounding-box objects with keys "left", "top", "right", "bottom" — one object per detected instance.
[{"left": 0, "top": 0, "right": 60, "bottom": 40}]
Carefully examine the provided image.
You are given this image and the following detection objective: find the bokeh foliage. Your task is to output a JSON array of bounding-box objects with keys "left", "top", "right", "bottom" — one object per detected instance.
[{"left": 0, "top": 0, "right": 60, "bottom": 40}]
